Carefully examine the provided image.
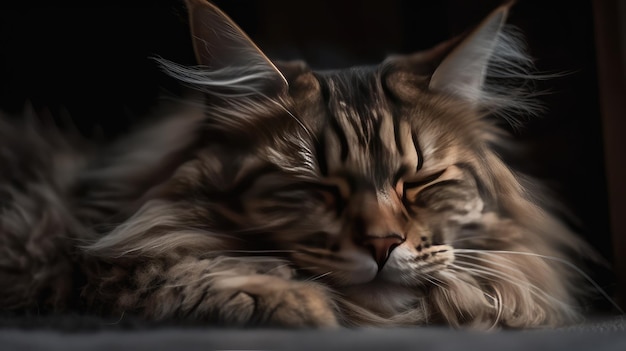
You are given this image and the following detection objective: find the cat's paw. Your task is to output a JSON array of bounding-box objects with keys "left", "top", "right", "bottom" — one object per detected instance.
[{"left": 213, "top": 275, "right": 339, "bottom": 328}]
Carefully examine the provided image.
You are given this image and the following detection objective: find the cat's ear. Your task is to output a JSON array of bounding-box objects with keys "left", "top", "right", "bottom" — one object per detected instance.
[
  {"left": 428, "top": 4, "right": 509, "bottom": 103},
  {"left": 185, "top": 0, "right": 287, "bottom": 92}
]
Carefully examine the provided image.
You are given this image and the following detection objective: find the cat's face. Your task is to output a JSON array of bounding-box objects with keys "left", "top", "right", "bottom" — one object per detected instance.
[
  {"left": 166, "top": 0, "right": 525, "bottom": 291},
  {"left": 236, "top": 64, "right": 493, "bottom": 288}
]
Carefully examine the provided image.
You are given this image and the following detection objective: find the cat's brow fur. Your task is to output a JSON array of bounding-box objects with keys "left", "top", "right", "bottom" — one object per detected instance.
[{"left": 0, "top": 0, "right": 600, "bottom": 328}]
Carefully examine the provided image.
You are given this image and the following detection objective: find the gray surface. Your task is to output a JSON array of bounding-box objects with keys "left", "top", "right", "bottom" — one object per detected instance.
[{"left": 0, "top": 316, "right": 625, "bottom": 351}]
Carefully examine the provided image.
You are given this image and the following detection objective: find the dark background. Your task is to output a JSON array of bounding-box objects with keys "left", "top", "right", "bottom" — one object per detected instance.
[{"left": 0, "top": 0, "right": 613, "bottom": 303}]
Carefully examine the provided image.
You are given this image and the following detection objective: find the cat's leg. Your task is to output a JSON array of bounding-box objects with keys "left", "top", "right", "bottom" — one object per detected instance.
[{"left": 85, "top": 256, "right": 339, "bottom": 327}]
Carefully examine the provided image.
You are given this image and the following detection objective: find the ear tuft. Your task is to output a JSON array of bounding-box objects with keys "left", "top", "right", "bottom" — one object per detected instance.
[
  {"left": 428, "top": 5, "right": 509, "bottom": 103},
  {"left": 424, "top": 3, "right": 542, "bottom": 125},
  {"left": 158, "top": 0, "right": 288, "bottom": 97}
]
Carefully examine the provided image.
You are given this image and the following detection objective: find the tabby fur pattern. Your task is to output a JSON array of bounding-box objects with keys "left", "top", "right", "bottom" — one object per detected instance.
[{"left": 0, "top": 0, "right": 595, "bottom": 328}]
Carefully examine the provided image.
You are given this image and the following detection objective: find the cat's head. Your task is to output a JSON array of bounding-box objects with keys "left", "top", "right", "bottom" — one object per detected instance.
[{"left": 155, "top": 0, "right": 588, "bottom": 326}]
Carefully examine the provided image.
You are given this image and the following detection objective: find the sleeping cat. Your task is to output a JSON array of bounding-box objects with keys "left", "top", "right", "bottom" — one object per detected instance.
[{"left": 0, "top": 0, "right": 600, "bottom": 328}]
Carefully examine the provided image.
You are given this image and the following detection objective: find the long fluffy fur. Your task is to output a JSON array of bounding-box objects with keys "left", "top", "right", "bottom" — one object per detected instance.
[{"left": 0, "top": 2, "right": 605, "bottom": 328}]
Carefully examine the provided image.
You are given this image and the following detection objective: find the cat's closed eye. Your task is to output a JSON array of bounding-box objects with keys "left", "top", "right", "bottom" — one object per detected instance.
[{"left": 397, "top": 169, "right": 447, "bottom": 202}]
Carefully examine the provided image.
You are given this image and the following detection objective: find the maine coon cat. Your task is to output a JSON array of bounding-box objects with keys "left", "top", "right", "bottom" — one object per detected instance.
[{"left": 0, "top": 0, "right": 600, "bottom": 328}]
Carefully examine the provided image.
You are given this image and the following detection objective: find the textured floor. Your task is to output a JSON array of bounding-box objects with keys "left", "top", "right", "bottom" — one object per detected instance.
[{"left": 0, "top": 314, "right": 625, "bottom": 351}]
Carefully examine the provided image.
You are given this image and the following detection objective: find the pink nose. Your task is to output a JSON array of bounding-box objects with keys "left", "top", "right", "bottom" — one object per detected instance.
[{"left": 361, "top": 235, "right": 405, "bottom": 268}]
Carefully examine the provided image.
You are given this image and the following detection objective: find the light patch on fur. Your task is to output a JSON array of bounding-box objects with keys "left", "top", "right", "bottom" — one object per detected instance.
[{"left": 86, "top": 200, "right": 231, "bottom": 258}]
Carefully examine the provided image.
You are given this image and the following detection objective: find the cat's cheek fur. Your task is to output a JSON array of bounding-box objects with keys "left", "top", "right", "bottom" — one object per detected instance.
[
  {"left": 379, "top": 246, "right": 417, "bottom": 285},
  {"left": 380, "top": 245, "right": 455, "bottom": 285}
]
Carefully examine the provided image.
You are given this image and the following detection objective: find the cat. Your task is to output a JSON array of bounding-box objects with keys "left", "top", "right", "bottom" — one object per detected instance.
[{"left": 0, "top": 0, "right": 600, "bottom": 328}]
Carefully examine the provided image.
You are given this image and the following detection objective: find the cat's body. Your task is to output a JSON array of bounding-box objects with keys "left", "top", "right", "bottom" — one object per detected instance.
[{"left": 0, "top": 0, "right": 597, "bottom": 328}]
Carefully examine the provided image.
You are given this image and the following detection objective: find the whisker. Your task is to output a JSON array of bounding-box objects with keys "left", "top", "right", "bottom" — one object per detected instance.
[
  {"left": 453, "top": 251, "right": 561, "bottom": 307},
  {"left": 422, "top": 273, "right": 446, "bottom": 290},
  {"left": 265, "top": 263, "right": 293, "bottom": 275},
  {"left": 452, "top": 259, "right": 546, "bottom": 295},
  {"left": 437, "top": 270, "right": 505, "bottom": 327},
  {"left": 454, "top": 253, "right": 525, "bottom": 275},
  {"left": 306, "top": 271, "right": 334, "bottom": 282},
  {"left": 452, "top": 249, "right": 624, "bottom": 314},
  {"left": 451, "top": 260, "right": 553, "bottom": 305},
  {"left": 454, "top": 248, "right": 568, "bottom": 264},
  {"left": 437, "top": 270, "right": 498, "bottom": 305},
  {"left": 450, "top": 261, "right": 573, "bottom": 309},
  {"left": 447, "top": 236, "right": 498, "bottom": 245}
]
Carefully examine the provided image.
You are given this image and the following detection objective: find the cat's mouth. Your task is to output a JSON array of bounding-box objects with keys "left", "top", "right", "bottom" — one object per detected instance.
[
  {"left": 292, "top": 244, "right": 454, "bottom": 287},
  {"left": 378, "top": 244, "right": 455, "bottom": 285}
]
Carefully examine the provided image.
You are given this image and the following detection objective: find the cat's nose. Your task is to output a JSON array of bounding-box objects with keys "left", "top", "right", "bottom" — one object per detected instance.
[{"left": 361, "top": 234, "right": 405, "bottom": 269}]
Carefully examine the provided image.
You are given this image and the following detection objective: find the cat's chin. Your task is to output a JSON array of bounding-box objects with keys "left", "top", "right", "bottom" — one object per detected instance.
[
  {"left": 292, "top": 249, "right": 380, "bottom": 286},
  {"left": 340, "top": 281, "right": 426, "bottom": 318}
]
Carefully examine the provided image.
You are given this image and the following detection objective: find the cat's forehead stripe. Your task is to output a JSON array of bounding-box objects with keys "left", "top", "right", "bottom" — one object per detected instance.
[
  {"left": 326, "top": 73, "right": 385, "bottom": 176},
  {"left": 315, "top": 70, "right": 424, "bottom": 185}
]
